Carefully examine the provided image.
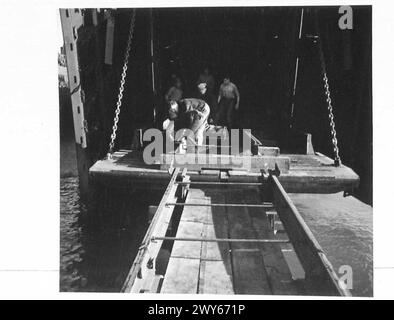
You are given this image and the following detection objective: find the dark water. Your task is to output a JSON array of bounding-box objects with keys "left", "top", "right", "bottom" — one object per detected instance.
[
  {"left": 60, "top": 177, "right": 372, "bottom": 296},
  {"left": 60, "top": 176, "right": 161, "bottom": 292},
  {"left": 290, "top": 193, "right": 373, "bottom": 297},
  {"left": 60, "top": 177, "right": 87, "bottom": 291}
]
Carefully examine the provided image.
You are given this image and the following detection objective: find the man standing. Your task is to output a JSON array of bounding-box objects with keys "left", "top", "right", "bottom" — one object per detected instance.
[
  {"left": 168, "top": 98, "right": 210, "bottom": 145},
  {"left": 217, "top": 76, "right": 240, "bottom": 129},
  {"left": 165, "top": 77, "right": 183, "bottom": 103},
  {"left": 196, "top": 82, "right": 217, "bottom": 124},
  {"left": 197, "top": 67, "right": 216, "bottom": 93}
]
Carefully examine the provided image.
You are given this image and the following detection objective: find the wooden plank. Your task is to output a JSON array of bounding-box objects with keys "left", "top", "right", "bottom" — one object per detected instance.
[
  {"left": 121, "top": 168, "right": 182, "bottom": 293},
  {"left": 230, "top": 249, "right": 271, "bottom": 294},
  {"left": 149, "top": 275, "right": 164, "bottom": 293},
  {"left": 154, "top": 236, "right": 289, "bottom": 244},
  {"left": 186, "top": 188, "right": 207, "bottom": 199},
  {"left": 201, "top": 223, "right": 231, "bottom": 261},
  {"left": 270, "top": 175, "right": 351, "bottom": 296},
  {"left": 161, "top": 257, "right": 200, "bottom": 294},
  {"left": 244, "top": 189, "right": 299, "bottom": 295},
  {"left": 164, "top": 188, "right": 235, "bottom": 294},
  {"left": 197, "top": 190, "right": 234, "bottom": 294},
  {"left": 188, "top": 145, "right": 279, "bottom": 156},
  {"left": 201, "top": 191, "right": 229, "bottom": 260},
  {"left": 167, "top": 202, "right": 274, "bottom": 208},
  {"left": 201, "top": 189, "right": 231, "bottom": 258},
  {"left": 199, "top": 260, "right": 234, "bottom": 294},
  {"left": 179, "top": 192, "right": 210, "bottom": 223},
  {"left": 170, "top": 221, "right": 204, "bottom": 259},
  {"left": 225, "top": 191, "right": 272, "bottom": 294},
  {"left": 160, "top": 153, "right": 290, "bottom": 173},
  {"left": 160, "top": 188, "right": 206, "bottom": 293},
  {"left": 181, "top": 188, "right": 227, "bottom": 226},
  {"left": 176, "top": 181, "right": 262, "bottom": 186},
  {"left": 258, "top": 146, "right": 280, "bottom": 156},
  {"left": 281, "top": 245, "right": 306, "bottom": 281}
]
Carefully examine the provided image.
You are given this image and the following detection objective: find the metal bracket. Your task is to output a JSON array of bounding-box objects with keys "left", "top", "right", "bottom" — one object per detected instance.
[
  {"left": 147, "top": 258, "right": 154, "bottom": 269},
  {"left": 269, "top": 163, "right": 281, "bottom": 177},
  {"left": 260, "top": 163, "right": 281, "bottom": 181}
]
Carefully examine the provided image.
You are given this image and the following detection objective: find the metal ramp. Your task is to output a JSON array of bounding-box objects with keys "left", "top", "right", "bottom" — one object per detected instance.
[{"left": 122, "top": 167, "right": 350, "bottom": 296}]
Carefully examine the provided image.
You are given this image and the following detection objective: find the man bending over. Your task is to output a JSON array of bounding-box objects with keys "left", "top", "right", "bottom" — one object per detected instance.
[{"left": 167, "top": 98, "right": 210, "bottom": 146}]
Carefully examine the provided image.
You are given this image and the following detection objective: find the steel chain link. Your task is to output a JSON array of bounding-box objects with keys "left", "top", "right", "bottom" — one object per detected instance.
[
  {"left": 322, "top": 72, "right": 341, "bottom": 166},
  {"left": 107, "top": 10, "right": 136, "bottom": 159},
  {"left": 314, "top": 11, "right": 342, "bottom": 167}
]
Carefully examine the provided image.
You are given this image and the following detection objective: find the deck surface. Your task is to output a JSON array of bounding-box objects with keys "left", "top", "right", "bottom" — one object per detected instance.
[
  {"left": 90, "top": 149, "right": 359, "bottom": 193},
  {"left": 160, "top": 187, "right": 300, "bottom": 295}
]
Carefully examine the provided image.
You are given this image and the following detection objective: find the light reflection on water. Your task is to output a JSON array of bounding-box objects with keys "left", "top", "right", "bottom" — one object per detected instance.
[
  {"left": 290, "top": 193, "right": 373, "bottom": 297},
  {"left": 60, "top": 177, "right": 86, "bottom": 291},
  {"left": 60, "top": 178, "right": 372, "bottom": 296}
]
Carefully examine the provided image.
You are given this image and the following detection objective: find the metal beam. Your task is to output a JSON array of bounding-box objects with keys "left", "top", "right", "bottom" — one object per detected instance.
[
  {"left": 290, "top": 8, "right": 305, "bottom": 127},
  {"left": 270, "top": 175, "right": 351, "bottom": 296},
  {"left": 151, "top": 236, "right": 289, "bottom": 243},
  {"left": 175, "top": 181, "right": 262, "bottom": 186},
  {"left": 150, "top": 8, "right": 157, "bottom": 124},
  {"left": 122, "top": 168, "right": 186, "bottom": 293},
  {"left": 165, "top": 202, "right": 274, "bottom": 208}
]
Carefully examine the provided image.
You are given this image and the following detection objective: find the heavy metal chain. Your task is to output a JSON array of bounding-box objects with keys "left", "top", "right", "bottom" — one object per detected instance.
[
  {"left": 314, "top": 10, "right": 341, "bottom": 167},
  {"left": 107, "top": 10, "right": 136, "bottom": 159},
  {"left": 322, "top": 72, "right": 341, "bottom": 166}
]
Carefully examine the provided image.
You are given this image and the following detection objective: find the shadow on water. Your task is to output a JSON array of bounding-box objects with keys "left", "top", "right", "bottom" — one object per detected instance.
[{"left": 60, "top": 176, "right": 162, "bottom": 292}]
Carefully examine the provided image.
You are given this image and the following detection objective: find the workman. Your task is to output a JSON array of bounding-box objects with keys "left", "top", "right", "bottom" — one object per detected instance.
[
  {"left": 166, "top": 98, "right": 210, "bottom": 146},
  {"left": 216, "top": 76, "right": 240, "bottom": 129}
]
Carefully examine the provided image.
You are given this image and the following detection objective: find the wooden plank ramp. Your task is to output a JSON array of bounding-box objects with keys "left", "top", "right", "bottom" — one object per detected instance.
[
  {"left": 161, "top": 188, "right": 234, "bottom": 294},
  {"left": 122, "top": 169, "right": 351, "bottom": 296},
  {"left": 241, "top": 190, "right": 299, "bottom": 295},
  {"left": 160, "top": 186, "right": 298, "bottom": 295}
]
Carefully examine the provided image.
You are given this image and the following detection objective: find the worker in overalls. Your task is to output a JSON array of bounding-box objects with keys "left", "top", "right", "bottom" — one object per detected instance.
[
  {"left": 216, "top": 76, "right": 240, "bottom": 129},
  {"left": 166, "top": 98, "right": 210, "bottom": 146}
]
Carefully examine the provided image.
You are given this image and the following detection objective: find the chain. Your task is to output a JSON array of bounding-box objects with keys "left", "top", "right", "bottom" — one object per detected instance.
[
  {"left": 322, "top": 72, "right": 341, "bottom": 166},
  {"left": 107, "top": 10, "right": 136, "bottom": 159},
  {"left": 314, "top": 10, "right": 341, "bottom": 167}
]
